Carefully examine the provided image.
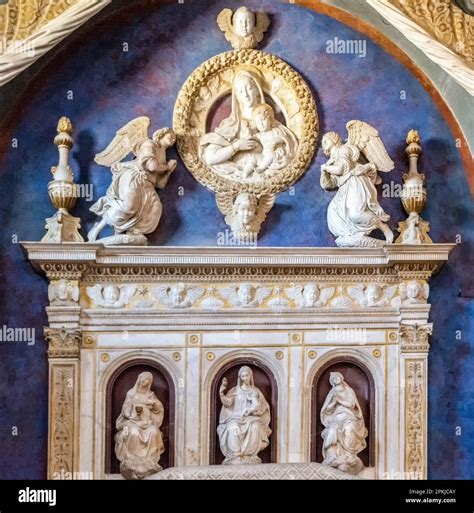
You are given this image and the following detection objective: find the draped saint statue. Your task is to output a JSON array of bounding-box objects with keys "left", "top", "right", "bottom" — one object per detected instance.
[
  {"left": 115, "top": 372, "right": 165, "bottom": 479},
  {"left": 217, "top": 366, "right": 272, "bottom": 465},
  {"left": 320, "top": 372, "right": 368, "bottom": 474}
]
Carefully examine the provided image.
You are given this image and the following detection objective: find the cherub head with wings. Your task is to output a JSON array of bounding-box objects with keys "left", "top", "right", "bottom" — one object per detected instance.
[
  {"left": 217, "top": 7, "right": 270, "bottom": 50},
  {"left": 216, "top": 191, "right": 275, "bottom": 241}
]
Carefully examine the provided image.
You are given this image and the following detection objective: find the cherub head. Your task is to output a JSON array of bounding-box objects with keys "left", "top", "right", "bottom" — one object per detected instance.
[
  {"left": 233, "top": 7, "right": 255, "bottom": 38},
  {"left": 303, "top": 283, "right": 319, "bottom": 305},
  {"left": 322, "top": 131, "right": 343, "bottom": 157},
  {"left": 406, "top": 281, "right": 421, "bottom": 299},
  {"left": 233, "top": 192, "right": 258, "bottom": 227},
  {"left": 103, "top": 284, "right": 120, "bottom": 305},
  {"left": 365, "top": 284, "right": 382, "bottom": 306},
  {"left": 152, "top": 127, "right": 176, "bottom": 149},
  {"left": 238, "top": 283, "right": 255, "bottom": 305},
  {"left": 170, "top": 283, "right": 187, "bottom": 305},
  {"left": 253, "top": 103, "right": 275, "bottom": 133}
]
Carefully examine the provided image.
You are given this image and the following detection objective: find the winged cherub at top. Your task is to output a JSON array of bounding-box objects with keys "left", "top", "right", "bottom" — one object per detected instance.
[
  {"left": 217, "top": 6, "right": 270, "bottom": 50},
  {"left": 88, "top": 117, "right": 176, "bottom": 245},
  {"left": 320, "top": 121, "right": 394, "bottom": 247}
]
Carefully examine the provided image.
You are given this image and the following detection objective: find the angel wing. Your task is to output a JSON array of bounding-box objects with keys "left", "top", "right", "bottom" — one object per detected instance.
[
  {"left": 151, "top": 285, "right": 171, "bottom": 306},
  {"left": 347, "top": 284, "right": 366, "bottom": 306},
  {"left": 255, "top": 286, "right": 272, "bottom": 305},
  {"left": 216, "top": 8, "right": 233, "bottom": 35},
  {"left": 346, "top": 120, "right": 394, "bottom": 172},
  {"left": 381, "top": 285, "right": 398, "bottom": 304},
  {"left": 119, "top": 285, "right": 137, "bottom": 306},
  {"left": 94, "top": 116, "right": 151, "bottom": 167},
  {"left": 220, "top": 286, "right": 240, "bottom": 306},
  {"left": 285, "top": 286, "right": 304, "bottom": 307},
  {"left": 399, "top": 282, "right": 407, "bottom": 301},
  {"left": 48, "top": 284, "right": 55, "bottom": 302},
  {"left": 319, "top": 287, "right": 336, "bottom": 306},
  {"left": 255, "top": 194, "right": 276, "bottom": 224},
  {"left": 216, "top": 192, "right": 234, "bottom": 216},
  {"left": 185, "top": 287, "right": 205, "bottom": 305},
  {"left": 255, "top": 12, "right": 270, "bottom": 38},
  {"left": 71, "top": 285, "right": 79, "bottom": 303},
  {"left": 86, "top": 284, "right": 105, "bottom": 307},
  {"left": 422, "top": 282, "right": 430, "bottom": 300}
]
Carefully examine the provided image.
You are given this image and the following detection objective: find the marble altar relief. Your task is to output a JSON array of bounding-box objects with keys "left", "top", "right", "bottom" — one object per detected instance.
[
  {"left": 88, "top": 118, "right": 176, "bottom": 246},
  {"left": 174, "top": 7, "right": 318, "bottom": 240},
  {"left": 320, "top": 121, "right": 395, "bottom": 247},
  {"left": 115, "top": 372, "right": 165, "bottom": 479},
  {"left": 217, "top": 366, "right": 271, "bottom": 465}
]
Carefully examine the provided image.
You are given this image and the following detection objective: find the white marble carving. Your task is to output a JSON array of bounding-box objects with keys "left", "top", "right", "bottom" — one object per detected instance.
[
  {"left": 151, "top": 283, "right": 205, "bottom": 309},
  {"left": 199, "top": 70, "right": 298, "bottom": 183},
  {"left": 320, "top": 121, "right": 394, "bottom": 247},
  {"left": 201, "top": 287, "right": 225, "bottom": 311},
  {"left": 86, "top": 284, "right": 136, "bottom": 308},
  {"left": 88, "top": 118, "right": 176, "bottom": 245},
  {"left": 267, "top": 287, "right": 290, "bottom": 310},
  {"left": 221, "top": 283, "right": 272, "bottom": 308},
  {"left": 217, "top": 366, "right": 271, "bottom": 465},
  {"left": 398, "top": 211, "right": 432, "bottom": 244},
  {"left": 115, "top": 372, "right": 165, "bottom": 480},
  {"left": 400, "top": 281, "right": 429, "bottom": 305},
  {"left": 216, "top": 6, "right": 270, "bottom": 50},
  {"left": 286, "top": 283, "right": 335, "bottom": 308},
  {"left": 348, "top": 284, "right": 398, "bottom": 307},
  {"left": 216, "top": 192, "right": 275, "bottom": 242},
  {"left": 48, "top": 279, "right": 79, "bottom": 305},
  {"left": 321, "top": 372, "right": 368, "bottom": 474}
]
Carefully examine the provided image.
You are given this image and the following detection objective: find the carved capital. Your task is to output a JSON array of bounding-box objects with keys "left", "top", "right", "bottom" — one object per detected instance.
[
  {"left": 400, "top": 323, "right": 433, "bottom": 353},
  {"left": 44, "top": 327, "right": 81, "bottom": 358}
]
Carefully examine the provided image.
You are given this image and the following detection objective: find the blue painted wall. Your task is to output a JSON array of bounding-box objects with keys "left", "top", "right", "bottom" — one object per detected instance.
[{"left": 0, "top": 0, "right": 472, "bottom": 478}]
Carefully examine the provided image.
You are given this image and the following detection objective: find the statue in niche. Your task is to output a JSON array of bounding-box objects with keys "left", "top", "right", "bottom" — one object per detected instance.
[
  {"left": 320, "top": 372, "right": 368, "bottom": 474},
  {"left": 115, "top": 372, "right": 165, "bottom": 480},
  {"left": 217, "top": 366, "right": 271, "bottom": 465},
  {"left": 216, "top": 191, "right": 275, "bottom": 241},
  {"left": 217, "top": 6, "right": 270, "bottom": 50},
  {"left": 88, "top": 117, "right": 176, "bottom": 245},
  {"left": 199, "top": 70, "right": 298, "bottom": 183},
  {"left": 320, "top": 121, "right": 395, "bottom": 247}
]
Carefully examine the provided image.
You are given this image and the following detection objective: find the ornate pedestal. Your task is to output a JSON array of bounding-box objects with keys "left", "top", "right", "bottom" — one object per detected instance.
[{"left": 22, "top": 242, "right": 454, "bottom": 479}]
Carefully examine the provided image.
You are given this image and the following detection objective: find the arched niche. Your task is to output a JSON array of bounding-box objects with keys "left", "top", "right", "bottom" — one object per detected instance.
[
  {"left": 311, "top": 357, "right": 375, "bottom": 468},
  {"left": 209, "top": 357, "right": 278, "bottom": 465},
  {"left": 105, "top": 359, "right": 175, "bottom": 473}
]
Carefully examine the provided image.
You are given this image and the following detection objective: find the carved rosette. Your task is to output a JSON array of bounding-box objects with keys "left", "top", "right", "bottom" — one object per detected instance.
[
  {"left": 399, "top": 324, "right": 432, "bottom": 353},
  {"left": 405, "top": 360, "right": 425, "bottom": 479},
  {"left": 44, "top": 327, "right": 81, "bottom": 358}
]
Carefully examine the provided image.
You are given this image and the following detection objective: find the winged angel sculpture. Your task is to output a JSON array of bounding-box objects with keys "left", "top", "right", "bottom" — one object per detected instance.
[
  {"left": 88, "top": 117, "right": 176, "bottom": 245},
  {"left": 320, "top": 121, "right": 394, "bottom": 247},
  {"left": 217, "top": 6, "right": 270, "bottom": 50},
  {"left": 216, "top": 192, "right": 275, "bottom": 242}
]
